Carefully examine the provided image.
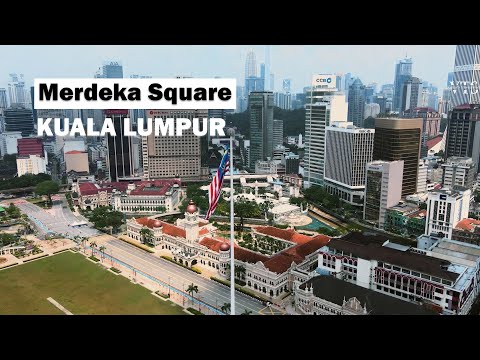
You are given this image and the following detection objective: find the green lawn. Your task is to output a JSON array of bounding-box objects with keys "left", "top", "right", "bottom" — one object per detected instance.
[{"left": 0, "top": 251, "right": 185, "bottom": 315}]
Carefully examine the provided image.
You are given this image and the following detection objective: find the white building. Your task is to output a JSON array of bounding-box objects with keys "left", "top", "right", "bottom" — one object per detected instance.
[
  {"left": 126, "top": 203, "right": 331, "bottom": 300},
  {"left": 364, "top": 160, "right": 404, "bottom": 229},
  {"left": 63, "top": 139, "right": 86, "bottom": 154},
  {"left": 255, "top": 159, "right": 284, "bottom": 175},
  {"left": 442, "top": 157, "right": 476, "bottom": 190},
  {"left": 295, "top": 275, "right": 435, "bottom": 315},
  {"left": 0, "top": 131, "right": 22, "bottom": 156},
  {"left": 316, "top": 232, "right": 480, "bottom": 315},
  {"left": 16, "top": 155, "right": 47, "bottom": 176},
  {"left": 324, "top": 122, "right": 375, "bottom": 207},
  {"left": 364, "top": 103, "right": 380, "bottom": 118},
  {"left": 304, "top": 74, "right": 348, "bottom": 188},
  {"left": 425, "top": 188, "right": 471, "bottom": 239},
  {"left": 77, "top": 179, "right": 181, "bottom": 212},
  {"left": 417, "top": 160, "right": 428, "bottom": 193}
]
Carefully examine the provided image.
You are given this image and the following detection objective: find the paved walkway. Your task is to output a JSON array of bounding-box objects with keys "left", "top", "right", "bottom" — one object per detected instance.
[{"left": 47, "top": 297, "right": 73, "bottom": 315}]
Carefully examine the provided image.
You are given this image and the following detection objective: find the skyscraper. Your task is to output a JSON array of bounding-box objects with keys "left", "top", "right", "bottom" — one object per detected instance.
[
  {"left": 248, "top": 92, "right": 274, "bottom": 170},
  {"left": 445, "top": 104, "right": 480, "bottom": 172},
  {"left": 373, "top": 117, "right": 423, "bottom": 196},
  {"left": 400, "top": 76, "right": 422, "bottom": 112},
  {"left": 380, "top": 83, "right": 394, "bottom": 112},
  {"left": 3, "top": 106, "right": 34, "bottom": 136},
  {"left": 364, "top": 160, "right": 404, "bottom": 229},
  {"left": 0, "top": 88, "right": 7, "bottom": 110},
  {"left": 264, "top": 45, "right": 271, "bottom": 91},
  {"left": 273, "top": 119, "right": 284, "bottom": 149},
  {"left": 324, "top": 122, "right": 375, "bottom": 207},
  {"left": 142, "top": 109, "right": 207, "bottom": 180},
  {"left": 393, "top": 58, "right": 413, "bottom": 112},
  {"left": 282, "top": 79, "right": 291, "bottom": 93},
  {"left": 451, "top": 45, "right": 480, "bottom": 107},
  {"left": 95, "top": 61, "right": 123, "bottom": 78},
  {"left": 304, "top": 74, "right": 348, "bottom": 187},
  {"left": 402, "top": 107, "right": 441, "bottom": 158},
  {"left": 343, "top": 73, "right": 353, "bottom": 100},
  {"left": 245, "top": 49, "right": 257, "bottom": 78},
  {"left": 347, "top": 78, "right": 366, "bottom": 127},
  {"left": 8, "top": 73, "right": 27, "bottom": 107},
  {"left": 105, "top": 110, "right": 134, "bottom": 182}
]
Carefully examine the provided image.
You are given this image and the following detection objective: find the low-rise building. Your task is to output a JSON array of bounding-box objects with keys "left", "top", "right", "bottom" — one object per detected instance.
[
  {"left": 296, "top": 275, "right": 436, "bottom": 315},
  {"left": 452, "top": 218, "right": 480, "bottom": 246},
  {"left": 126, "top": 204, "right": 330, "bottom": 300},
  {"left": 316, "top": 232, "right": 480, "bottom": 314},
  {"left": 77, "top": 179, "right": 181, "bottom": 212},
  {"left": 384, "top": 202, "right": 426, "bottom": 237}
]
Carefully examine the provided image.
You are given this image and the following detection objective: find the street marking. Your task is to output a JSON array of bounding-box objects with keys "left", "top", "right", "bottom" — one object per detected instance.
[{"left": 47, "top": 297, "right": 73, "bottom": 315}]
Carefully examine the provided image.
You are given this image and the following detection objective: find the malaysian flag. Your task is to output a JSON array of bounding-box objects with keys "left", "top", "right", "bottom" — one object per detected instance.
[{"left": 205, "top": 151, "right": 230, "bottom": 220}]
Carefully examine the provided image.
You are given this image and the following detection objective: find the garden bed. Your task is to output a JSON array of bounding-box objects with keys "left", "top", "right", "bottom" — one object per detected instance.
[
  {"left": 110, "top": 267, "right": 121, "bottom": 274},
  {"left": 88, "top": 256, "right": 100, "bottom": 262},
  {"left": 187, "top": 307, "right": 204, "bottom": 315}
]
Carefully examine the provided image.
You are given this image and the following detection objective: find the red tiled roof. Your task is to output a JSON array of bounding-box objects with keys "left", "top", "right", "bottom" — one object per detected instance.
[
  {"left": 427, "top": 135, "right": 443, "bottom": 149},
  {"left": 200, "top": 227, "right": 330, "bottom": 274},
  {"left": 199, "top": 228, "right": 210, "bottom": 236},
  {"left": 254, "top": 226, "right": 312, "bottom": 245},
  {"left": 135, "top": 217, "right": 186, "bottom": 238},
  {"left": 78, "top": 182, "right": 129, "bottom": 196},
  {"left": 456, "top": 218, "right": 480, "bottom": 232},
  {"left": 129, "top": 179, "right": 181, "bottom": 196},
  {"left": 65, "top": 150, "right": 85, "bottom": 155},
  {"left": 407, "top": 209, "right": 427, "bottom": 219},
  {"left": 199, "top": 237, "right": 230, "bottom": 252}
]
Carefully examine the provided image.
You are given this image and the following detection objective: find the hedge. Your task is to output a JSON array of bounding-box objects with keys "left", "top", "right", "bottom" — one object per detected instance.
[
  {"left": 118, "top": 236, "right": 155, "bottom": 253},
  {"left": 187, "top": 307, "right": 204, "bottom": 315},
  {"left": 160, "top": 256, "right": 202, "bottom": 274},
  {"left": 110, "top": 267, "right": 121, "bottom": 274},
  {"left": 155, "top": 291, "right": 170, "bottom": 299},
  {"left": 89, "top": 256, "right": 100, "bottom": 262}
]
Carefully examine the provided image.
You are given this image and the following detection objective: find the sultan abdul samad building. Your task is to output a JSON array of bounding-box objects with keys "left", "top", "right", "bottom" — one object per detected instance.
[{"left": 126, "top": 200, "right": 330, "bottom": 299}]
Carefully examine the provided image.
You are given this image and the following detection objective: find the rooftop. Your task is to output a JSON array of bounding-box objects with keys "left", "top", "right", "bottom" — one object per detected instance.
[
  {"left": 78, "top": 179, "right": 180, "bottom": 196},
  {"left": 328, "top": 232, "right": 459, "bottom": 281},
  {"left": 135, "top": 217, "right": 186, "bottom": 239},
  {"left": 455, "top": 218, "right": 480, "bottom": 232},
  {"left": 426, "top": 135, "right": 443, "bottom": 149},
  {"left": 300, "top": 276, "right": 437, "bottom": 315},
  {"left": 65, "top": 150, "right": 86, "bottom": 155}
]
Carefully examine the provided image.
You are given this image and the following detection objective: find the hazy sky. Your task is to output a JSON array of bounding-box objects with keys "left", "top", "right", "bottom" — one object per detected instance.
[{"left": 0, "top": 45, "right": 456, "bottom": 93}]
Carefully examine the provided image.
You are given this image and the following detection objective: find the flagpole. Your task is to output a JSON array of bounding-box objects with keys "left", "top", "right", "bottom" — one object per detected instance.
[{"left": 228, "top": 128, "right": 235, "bottom": 315}]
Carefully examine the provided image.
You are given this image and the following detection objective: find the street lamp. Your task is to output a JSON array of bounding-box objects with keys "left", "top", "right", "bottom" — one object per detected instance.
[{"left": 168, "top": 276, "right": 171, "bottom": 297}]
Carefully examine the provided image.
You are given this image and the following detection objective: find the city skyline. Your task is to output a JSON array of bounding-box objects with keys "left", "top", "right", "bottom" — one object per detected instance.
[{"left": 0, "top": 45, "right": 455, "bottom": 94}]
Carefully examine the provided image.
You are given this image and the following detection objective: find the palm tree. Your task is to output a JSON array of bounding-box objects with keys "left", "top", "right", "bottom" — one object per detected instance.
[
  {"left": 90, "top": 241, "right": 97, "bottom": 257},
  {"left": 235, "top": 265, "right": 246, "bottom": 281},
  {"left": 186, "top": 283, "right": 199, "bottom": 305},
  {"left": 221, "top": 302, "right": 231, "bottom": 314},
  {"left": 139, "top": 228, "right": 154, "bottom": 245},
  {"left": 241, "top": 309, "right": 252, "bottom": 315},
  {"left": 99, "top": 245, "right": 106, "bottom": 261}
]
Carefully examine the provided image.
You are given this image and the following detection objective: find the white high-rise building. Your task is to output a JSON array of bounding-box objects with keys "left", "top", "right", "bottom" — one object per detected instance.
[
  {"left": 7, "top": 74, "right": 27, "bottom": 107},
  {"left": 364, "top": 103, "right": 380, "bottom": 118},
  {"left": 324, "top": 122, "right": 375, "bottom": 207},
  {"left": 0, "top": 88, "right": 8, "bottom": 110},
  {"left": 364, "top": 160, "right": 404, "bottom": 229},
  {"left": 425, "top": 188, "right": 471, "bottom": 239},
  {"left": 451, "top": 45, "right": 480, "bottom": 107},
  {"left": 441, "top": 157, "right": 477, "bottom": 190},
  {"left": 417, "top": 160, "right": 428, "bottom": 193},
  {"left": 304, "top": 74, "right": 348, "bottom": 188},
  {"left": 245, "top": 49, "right": 257, "bottom": 78},
  {"left": 0, "top": 132, "right": 22, "bottom": 156}
]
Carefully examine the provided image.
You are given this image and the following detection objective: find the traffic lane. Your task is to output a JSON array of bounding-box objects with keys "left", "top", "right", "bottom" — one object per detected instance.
[
  {"left": 105, "top": 239, "right": 265, "bottom": 314},
  {"left": 105, "top": 240, "right": 263, "bottom": 314}
]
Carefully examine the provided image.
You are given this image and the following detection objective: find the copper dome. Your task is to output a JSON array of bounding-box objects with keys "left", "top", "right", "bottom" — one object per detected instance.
[
  {"left": 152, "top": 220, "right": 162, "bottom": 228},
  {"left": 219, "top": 243, "right": 230, "bottom": 251},
  {"left": 186, "top": 199, "right": 197, "bottom": 214}
]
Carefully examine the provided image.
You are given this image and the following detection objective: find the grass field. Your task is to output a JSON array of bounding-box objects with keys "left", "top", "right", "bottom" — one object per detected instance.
[{"left": 0, "top": 251, "right": 185, "bottom": 315}]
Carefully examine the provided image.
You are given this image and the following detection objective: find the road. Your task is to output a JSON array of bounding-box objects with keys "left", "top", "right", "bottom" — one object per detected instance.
[
  {"left": 16, "top": 197, "right": 98, "bottom": 239},
  {"left": 103, "top": 238, "right": 266, "bottom": 314}
]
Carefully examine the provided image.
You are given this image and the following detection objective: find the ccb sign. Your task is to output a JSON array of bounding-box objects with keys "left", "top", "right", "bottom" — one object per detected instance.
[{"left": 312, "top": 74, "right": 336, "bottom": 89}]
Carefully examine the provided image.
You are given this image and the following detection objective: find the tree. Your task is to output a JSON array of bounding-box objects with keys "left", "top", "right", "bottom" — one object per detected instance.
[
  {"left": 6, "top": 203, "right": 21, "bottom": 219},
  {"left": 139, "top": 228, "right": 154, "bottom": 245},
  {"left": 155, "top": 206, "right": 166, "bottom": 213},
  {"left": 35, "top": 180, "right": 60, "bottom": 205},
  {"left": 235, "top": 264, "right": 246, "bottom": 280},
  {"left": 88, "top": 206, "right": 124, "bottom": 232},
  {"left": 186, "top": 283, "right": 199, "bottom": 305},
  {"left": 90, "top": 241, "right": 97, "bottom": 256},
  {"left": 221, "top": 302, "right": 231, "bottom": 314},
  {"left": 99, "top": 245, "right": 106, "bottom": 260},
  {"left": 241, "top": 309, "right": 252, "bottom": 315}
]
